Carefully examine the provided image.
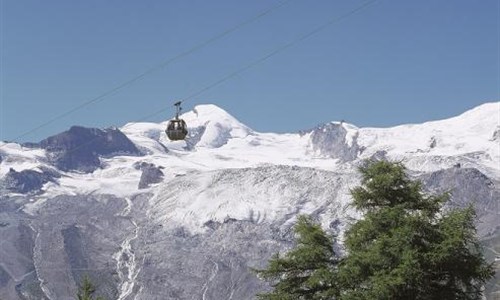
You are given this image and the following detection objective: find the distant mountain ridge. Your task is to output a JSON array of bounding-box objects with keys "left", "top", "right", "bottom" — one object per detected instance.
[{"left": 0, "top": 102, "right": 498, "bottom": 299}]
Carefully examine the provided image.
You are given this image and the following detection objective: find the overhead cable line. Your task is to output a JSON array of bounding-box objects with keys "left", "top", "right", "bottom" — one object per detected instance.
[
  {"left": 158, "top": 0, "right": 380, "bottom": 116},
  {"left": 2, "top": 0, "right": 293, "bottom": 145},
  {"left": 3, "top": 0, "right": 380, "bottom": 171}
]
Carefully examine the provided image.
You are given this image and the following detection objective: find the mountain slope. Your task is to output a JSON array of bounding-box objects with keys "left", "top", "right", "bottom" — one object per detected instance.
[{"left": 0, "top": 101, "right": 498, "bottom": 299}]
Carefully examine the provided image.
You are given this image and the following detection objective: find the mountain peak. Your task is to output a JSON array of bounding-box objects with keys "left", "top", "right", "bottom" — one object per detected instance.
[
  {"left": 181, "top": 104, "right": 249, "bottom": 129},
  {"left": 192, "top": 104, "right": 231, "bottom": 116},
  {"left": 177, "top": 104, "right": 252, "bottom": 148}
]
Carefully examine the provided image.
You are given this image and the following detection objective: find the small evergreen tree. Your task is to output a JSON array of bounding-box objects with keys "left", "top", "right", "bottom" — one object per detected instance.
[
  {"left": 77, "top": 275, "right": 105, "bottom": 300},
  {"left": 339, "top": 161, "right": 494, "bottom": 299},
  {"left": 255, "top": 215, "right": 339, "bottom": 299}
]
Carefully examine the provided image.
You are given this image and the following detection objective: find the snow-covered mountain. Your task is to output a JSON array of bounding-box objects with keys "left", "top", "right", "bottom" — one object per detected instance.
[{"left": 0, "top": 102, "right": 499, "bottom": 299}]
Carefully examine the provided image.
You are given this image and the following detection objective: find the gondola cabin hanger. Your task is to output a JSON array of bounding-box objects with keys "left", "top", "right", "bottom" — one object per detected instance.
[{"left": 165, "top": 101, "right": 188, "bottom": 141}]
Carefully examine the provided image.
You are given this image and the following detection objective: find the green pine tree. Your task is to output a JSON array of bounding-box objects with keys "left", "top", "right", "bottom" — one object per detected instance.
[
  {"left": 339, "top": 160, "right": 494, "bottom": 299},
  {"left": 255, "top": 215, "right": 339, "bottom": 299},
  {"left": 257, "top": 161, "right": 494, "bottom": 299},
  {"left": 77, "top": 275, "right": 105, "bottom": 300}
]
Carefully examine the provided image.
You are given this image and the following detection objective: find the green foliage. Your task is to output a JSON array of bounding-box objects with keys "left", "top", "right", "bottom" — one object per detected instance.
[
  {"left": 350, "top": 161, "right": 446, "bottom": 214},
  {"left": 258, "top": 160, "right": 494, "bottom": 300},
  {"left": 340, "top": 160, "right": 494, "bottom": 299},
  {"left": 255, "top": 215, "right": 339, "bottom": 299},
  {"left": 77, "top": 275, "right": 105, "bottom": 300}
]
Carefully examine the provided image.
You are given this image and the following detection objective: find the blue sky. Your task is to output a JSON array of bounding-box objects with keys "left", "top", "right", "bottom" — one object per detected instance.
[{"left": 1, "top": 0, "right": 499, "bottom": 142}]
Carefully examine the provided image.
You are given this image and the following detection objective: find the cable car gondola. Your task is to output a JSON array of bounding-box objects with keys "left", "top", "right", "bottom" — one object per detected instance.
[{"left": 165, "top": 101, "right": 188, "bottom": 141}]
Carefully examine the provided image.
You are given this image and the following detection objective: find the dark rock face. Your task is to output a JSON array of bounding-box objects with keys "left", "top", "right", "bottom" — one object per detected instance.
[
  {"left": 419, "top": 167, "right": 499, "bottom": 237},
  {"left": 421, "top": 167, "right": 495, "bottom": 207},
  {"left": 305, "top": 123, "right": 360, "bottom": 161},
  {"left": 184, "top": 125, "right": 206, "bottom": 150},
  {"left": 39, "top": 126, "right": 141, "bottom": 173},
  {"left": 428, "top": 136, "right": 437, "bottom": 149},
  {"left": 0, "top": 267, "right": 9, "bottom": 290},
  {"left": 369, "top": 150, "right": 388, "bottom": 161},
  {"left": 4, "top": 168, "right": 58, "bottom": 194},
  {"left": 62, "top": 225, "right": 88, "bottom": 276},
  {"left": 0, "top": 219, "right": 40, "bottom": 300},
  {"left": 492, "top": 127, "right": 500, "bottom": 141},
  {"left": 138, "top": 163, "right": 164, "bottom": 189}
]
